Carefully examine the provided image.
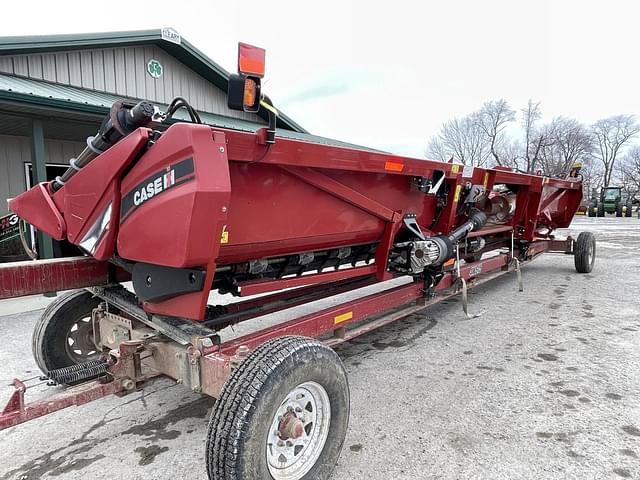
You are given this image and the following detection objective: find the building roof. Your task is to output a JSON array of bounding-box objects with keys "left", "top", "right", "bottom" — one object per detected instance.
[
  {"left": 0, "top": 28, "right": 307, "bottom": 133},
  {"left": 0, "top": 72, "right": 377, "bottom": 152}
]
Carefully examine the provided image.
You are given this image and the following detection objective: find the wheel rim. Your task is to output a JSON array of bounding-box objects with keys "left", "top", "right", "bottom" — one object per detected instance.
[
  {"left": 588, "top": 241, "right": 595, "bottom": 266},
  {"left": 64, "top": 314, "right": 99, "bottom": 364},
  {"left": 266, "top": 381, "right": 331, "bottom": 480}
]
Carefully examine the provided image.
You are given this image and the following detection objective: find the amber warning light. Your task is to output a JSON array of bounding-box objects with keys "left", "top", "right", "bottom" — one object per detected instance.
[{"left": 227, "top": 43, "right": 265, "bottom": 113}]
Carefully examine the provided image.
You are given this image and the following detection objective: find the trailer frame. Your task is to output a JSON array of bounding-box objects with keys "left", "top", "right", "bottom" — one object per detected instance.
[{"left": 0, "top": 235, "right": 575, "bottom": 430}]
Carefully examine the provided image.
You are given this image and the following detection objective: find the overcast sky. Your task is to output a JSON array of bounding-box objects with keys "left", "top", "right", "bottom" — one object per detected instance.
[{"left": 3, "top": 0, "right": 640, "bottom": 157}]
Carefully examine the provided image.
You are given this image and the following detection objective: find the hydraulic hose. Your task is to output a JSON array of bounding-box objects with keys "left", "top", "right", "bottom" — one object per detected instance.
[{"left": 50, "top": 100, "right": 154, "bottom": 192}]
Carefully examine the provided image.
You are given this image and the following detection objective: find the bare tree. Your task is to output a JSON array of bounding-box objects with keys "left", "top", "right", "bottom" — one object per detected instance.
[
  {"left": 476, "top": 99, "right": 516, "bottom": 166},
  {"left": 619, "top": 146, "right": 640, "bottom": 199},
  {"left": 538, "top": 117, "right": 593, "bottom": 178},
  {"left": 591, "top": 115, "right": 640, "bottom": 187},
  {"left": 521, "top": 99, "right": 543, "bottom": 173},
  {"left": 426, "top": 115, "right": 489, "bottom": 166}
]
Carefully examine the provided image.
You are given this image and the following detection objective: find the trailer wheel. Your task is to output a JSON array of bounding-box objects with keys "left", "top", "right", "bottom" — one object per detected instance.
[
  {"left": 206, "top": 336, "right": 349, "bottom": 480},
  {"left": 574, "top": 232, "right": 596, "bottom": 273},
  {"left": 32, "top": 290, "right": 102, "bottom": 378}
]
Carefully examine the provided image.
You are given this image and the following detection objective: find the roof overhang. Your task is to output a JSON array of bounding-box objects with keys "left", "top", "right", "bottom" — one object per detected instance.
[{"left": 0, "top": 29, "right": 308, "bottom": 133}]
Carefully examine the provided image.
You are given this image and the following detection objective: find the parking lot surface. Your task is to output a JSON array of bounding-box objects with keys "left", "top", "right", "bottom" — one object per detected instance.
[{"left": 0, "top": 216, "right": 639, "bottom": 479}]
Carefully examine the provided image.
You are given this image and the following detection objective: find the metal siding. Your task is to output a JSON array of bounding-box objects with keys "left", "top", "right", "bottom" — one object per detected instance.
[
  {"left": 27, "top": 55, "right": 43, "bottom": 79},
  {"left": 0, "top": 57, "right": 14, "bottom": 74},
  {"left": 44, "top": 137, "right": 62, "bottom": 164},
  {"left": 102, "top": 49, "right": 116, "bottom": 94},
  {"left": 42, "top": 54, "right": 56, "bottom": 82},
  {"left": 156, "top": 47, "right": 174, "bottom": 101},
  {"left": 54, "top": 53, "right": 70, "bottom": 84},
  {"left": 133, "top": 47, "right": 146, "bottom": 99},
  {"left": 92, "top": 50, "right": 105, "bottom": 91},
  {"left": 80, "top": 50, "right": 94, "bottom": 89},
  {"left": 67, "top": 51, "right": 82, "bottom": 87},
  {"left": 0, "top": 134, "right": 86, "bottom": 216},
  {"left": 113, "top": 48, "right": 127, "bottom": 95},
  {"left": 0, "top": 46, "right": 264, "bottom": 122},
  {"left": 0, "top": 135, "right": 29, "bottom": 214},
  {"left": 124, "top": 48, "right": 136, "bottom": 96},
  {"left": 13, "top": 56, "right": 28, "bottom": 76},
  {"left": 143, "top": 46, "right": 157, "bottom": 101}
]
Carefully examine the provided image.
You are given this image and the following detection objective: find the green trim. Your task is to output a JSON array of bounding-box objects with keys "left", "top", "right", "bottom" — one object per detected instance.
[
  {"left": 30, "top": 119, "right": 54, "bottom": 261},
  {"left": 0, "top": 29, "right": 307, "bottom": 133},
  {"left": 0, "top": 75, "right": 377, "bottom": 152},
  {"left": 0, "top": 90, "right": 110, "bottom": 116}
]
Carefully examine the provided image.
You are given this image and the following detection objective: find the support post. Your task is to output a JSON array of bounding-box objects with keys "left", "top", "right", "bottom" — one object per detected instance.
[{"left": 30, "top": 119, "right": 54, "bottom": 261}]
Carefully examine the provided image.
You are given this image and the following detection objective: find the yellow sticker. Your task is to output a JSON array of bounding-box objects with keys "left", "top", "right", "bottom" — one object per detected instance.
[
  {"left": 451, "top": 164, "right": 460, "bottom": 174},
  {"left": 483, "top": 172, "right": 489, "bottom": 188},
  {"left": 220, "top": 225, "right": 229, "bottom": 244},
  {"left": 334, "top": 311, "right": 353, "bottom": 325},
  {"left": 454, "top": 184, "right": 462, "bottom": 203}
]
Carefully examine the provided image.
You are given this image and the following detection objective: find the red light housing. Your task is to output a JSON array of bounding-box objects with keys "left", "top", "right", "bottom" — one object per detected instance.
[{"left": 238, "top": 43, "right": 266, "bottom": 78}]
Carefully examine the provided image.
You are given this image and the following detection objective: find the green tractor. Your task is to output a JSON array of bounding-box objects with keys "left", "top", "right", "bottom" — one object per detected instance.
[{"left": 588, "top": 186, "right": 633, "bottom": 217}]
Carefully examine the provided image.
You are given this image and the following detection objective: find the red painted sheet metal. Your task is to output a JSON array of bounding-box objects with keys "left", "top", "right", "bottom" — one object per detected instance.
[
  {"left": 218, "top": 281, "right": 425, "bottom": 355},
  {"left": 0, "top": 256, "right": 118, "bottom": 299}
]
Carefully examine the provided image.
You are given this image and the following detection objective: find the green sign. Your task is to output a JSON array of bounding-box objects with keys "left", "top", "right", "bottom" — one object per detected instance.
[
  {"left": 0, "top": 213, "right": 19, "bottom": 244},
  {"left": 147, "top": 59, "right": 163, "bottom": 79}
]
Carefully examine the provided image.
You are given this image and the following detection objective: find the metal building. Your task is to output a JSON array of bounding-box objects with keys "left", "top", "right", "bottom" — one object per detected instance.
[{"left": 0, "top": 28, "right": 306, "bottom": 258}]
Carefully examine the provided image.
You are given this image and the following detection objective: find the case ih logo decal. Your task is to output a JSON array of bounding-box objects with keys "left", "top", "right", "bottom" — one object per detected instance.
[{"left": 120, "top": 158, "right": 194, "bottom": 223}]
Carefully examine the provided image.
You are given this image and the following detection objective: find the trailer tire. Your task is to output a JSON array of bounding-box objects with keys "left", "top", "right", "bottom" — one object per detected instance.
[
  {"left": 574, "top": 232, "right": 596, "bottom": 274},
  {"left": 32, "top": 290, "right": 102, "bottom": 380},
  {"left": 206, "top": 336, "right": 349, "bottom": 480}
]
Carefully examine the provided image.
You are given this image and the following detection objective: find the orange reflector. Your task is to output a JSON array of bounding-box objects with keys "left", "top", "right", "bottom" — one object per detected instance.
[
  {"left": 384, "top": 161, "right": 404, "bottom": 172},
  {"left": 238, "top": 43, "right": 266, "bottom": 78},
  {"left": 443, "top": 258, "right": 456, "bottom": 267},
  {"left": 243, "top": 78, "right": 257, "bottom": 108}
]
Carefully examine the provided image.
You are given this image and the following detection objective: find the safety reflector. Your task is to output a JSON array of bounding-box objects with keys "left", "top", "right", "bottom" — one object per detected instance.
[
  {"left": 384, "top": 161, "right": 404, "bottom": 172},
  {"left": 238, "top": 43, "right": 266, "bottom": 78},
  {"left": 334, "top": 311, "right": 353, "bottom": 324}
]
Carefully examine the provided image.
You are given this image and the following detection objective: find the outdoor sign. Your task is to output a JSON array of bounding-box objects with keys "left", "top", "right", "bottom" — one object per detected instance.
[
  {"left": 0, "top": 213, "right": 19, "bottom": 244},
  {"left": 161, "top": 27, "right": 181, "bottom": 45},
  {"left": 147, "top": 59, "right": 163, "bottom": 79}
]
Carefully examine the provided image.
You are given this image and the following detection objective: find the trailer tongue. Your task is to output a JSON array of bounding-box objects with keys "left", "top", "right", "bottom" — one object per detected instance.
[{"left": 0, "top": 43, "right": 594, "bottom": 480}]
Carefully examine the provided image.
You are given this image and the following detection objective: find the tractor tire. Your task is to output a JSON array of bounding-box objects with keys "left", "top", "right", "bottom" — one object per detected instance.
[
  {"left": 587, "top": 203, "right": 596, "bottom": 217},
  {"left": 625, "top": 203, "right": 633, "bottom": 217},
  {"left": 616, "top": 203, "right": 623, "bottom": 217},
  {"left": 32, "top": 290, "right": 102, "bottom": 379},
  {"left": 574, "top": 231, "right": 596, "bottom": 274},
  {"left": 597, "top": 202, "right": 605, "bottom": 217},
  {"left": 206, "top": 336, "right": 350, "bottom": 480}
]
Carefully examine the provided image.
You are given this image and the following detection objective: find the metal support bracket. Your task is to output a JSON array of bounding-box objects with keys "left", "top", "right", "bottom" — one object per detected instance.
[
  {"left": 403, "top": 214, "right": 425, "bottom": 240},
  {"left": 511, "top": 257, "right": 523, "bottom": 292},
  {"left": 454, "top": 244, "right": 484, "bottom": 319},
  {"left": 88, "top": 286, "right": 219, "bottom": 346}
]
